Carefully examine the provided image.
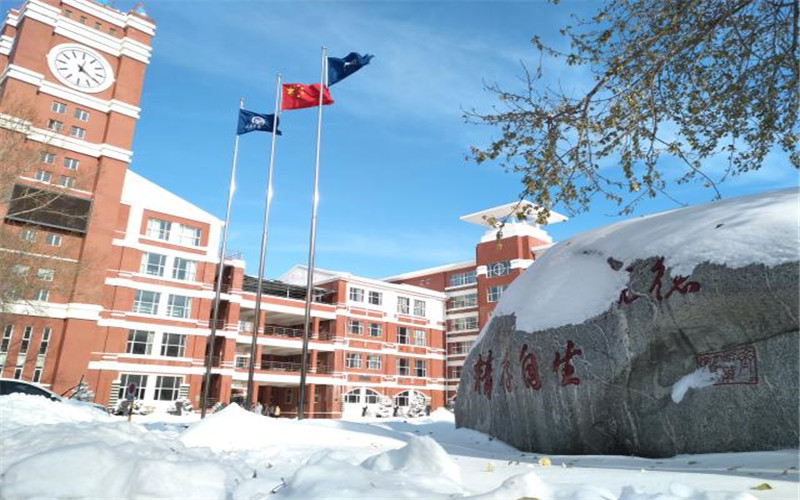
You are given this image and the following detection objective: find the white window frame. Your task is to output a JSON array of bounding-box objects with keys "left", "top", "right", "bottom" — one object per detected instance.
[
  {"left": 154, "top": 375, "right": 182, "bottom": 401},
  {"left": 450, "top": 316, "right": 479, "bottom": 332},
  {"left": 20, "top": 326, "right": 32, "bottom": 354},
  {"left": 345, "top": 352, "right": 362, "bottom": 369},
  {"left": 349, "top": 287, "right": 364, "bottom": 302},
  {"left": 367, "top": 355, "right": 381, "bottom": 370},
  {"left": 63, "top": 157, "right": 80, "bottom": 170},
  {"left": 39, "top": 327, "right": 51, "bottom": 355},
  {"left": 368, "top": 291, "right": 382, "bottom": 306},
  {"left": 20, "top": 229, "right": 37, "bottom": 242},
  {"left": 160, "top": 333, "right": 186, "bottom": 357},
  {"left": 487, "top": 285, "right": 508, "bottom": 303},
  {"left": 397, "top": 296, "right": 410, "bottom": 314},
  {"left": 58, "top": 175, "right": 76, "bottom": 188},
  {"left": 40, "top": 152, "right": 56, "bottom": 164},
  {"left": 369, "top": 323, "right": 382, "bottom": 337},
  {"left": 347, "top": 319, "right": 363, "bottom": 335},
  {"left": 45, "top": 233, "right": 62, "bottom": 247},
  {"left": 34, "top": 288, "right": 50, "bottom": 301},
  {"left": 133, "top": 290, "right": 160, "bottom": 315},
  {"left": 47, "top": 119, "right": 63, "bottom": 132},
  {"left": 118, "top": 373, "right": 148, "bottom": 400},
  {"left": 413, "top": 299, "right": 426, "bottom": 317},
  {"left": 126, "top": 330, "right": 154, "bottom": 355},
  {"left": 140, "top": 252, "right": 167, "bottom": 277},
  {"left": 69, "top": 125, "right": 86, "bottom": 139},
  {"left": 74, "top": 108, "right": 90, "bottom": 121},
  {"left": 176, "top": 224, "right": 201, "bottom": 246},
  {"left": 1, "top": 325, "right": 13, "bottom": 353},
  {"left": 34, "top": 169, "right": 51, "bottom": 182},
  {"left": 396, "top": 327, "right": 409, "bottom": 345},
  {"left": 397, "top": 358, "right": 410, "bottom": 376},
  {"left": 414, "top": 329, "right": 426, "bottom": 346},
  {"left": 414, "top": 360, "right": 427, "bottom": 377},
  {"left": 449, "top": 270, "right": 477, "bottom": 287},
  {"left": 32, "top": 368, "right": 42, "bottom": 383},
  {"left": 37, "top": 268, "right": 55, "bottom": 281},
  {"left": 449, "top": 293, "right": 477, "bottom": 309},
  {"left": 51, "top": 101, "right": 66, "bottom": 114},
  {"left": 166, "top": 295, "right": 191, "bottom": 319},
  {"left": 172, "top": 257, "right": 196, "bottom": 281},
  {"left": 146, "top": 218, "right": 171, "bottom": 241},
  {"left": 487, "top": 260, "right": 511, "bottom": 278}
]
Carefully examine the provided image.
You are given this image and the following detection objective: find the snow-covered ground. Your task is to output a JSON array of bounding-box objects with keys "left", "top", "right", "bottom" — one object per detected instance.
[{"left": 1, "top": 394, "right": 797, "bottom": 499}]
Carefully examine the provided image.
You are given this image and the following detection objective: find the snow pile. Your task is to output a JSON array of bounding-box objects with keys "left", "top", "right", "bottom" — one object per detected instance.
[
  {"left": 493, "top": 188, "right": 799, "bottom": 333},
  {"left": 671, "top": 367, "right": 721, "bottom": 403},
  {"left": 1, "top": 395, "right": 241, "bottom": 499},
  {"left": 274, "top": 437, "right": 465, "bottom": 499}
]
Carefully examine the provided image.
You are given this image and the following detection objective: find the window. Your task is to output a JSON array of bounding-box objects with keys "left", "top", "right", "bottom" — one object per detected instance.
[
  {"left": 1, "top": 325, "right": 13, "bottom": 352},
  {"left": 397, "top": 358, "right": 410, "bottom": 376},
  {"left": 37, "top": 268, "right": 55, "bottom": 281},
  {"left": 448, "top": 366, "right": 463, "bottom": 379},
  {"left": 126, "top": 330, "right": 154, "bottom": 355},
  {"left": 39, "top": 328, "right": 51, "bottom": 355},
  {"left": 11, "top": 264, "right": 29, "bottom": 276},
  {"left": 34, "top": 289, "right": 50, "bottom": 301},
  {"left": 347, "top": 319, "right": 362, "bottom": 335},
  {"left": 172, "top": 258, "right": 196, "bottom": 281},
  {"left": 133, "top": 290, "right": 160, "bottom": 315},
  {"left": 397, "top": 296, "right": 410, "bottom": 314},
  {"left": 45, "top": 233, "right": 62, "bottom": 247},
  {"left": 47, "top": 119, "right": 63, "bottom": 132},
  {"left": 343, "top": 390, "right": 361, "bottom": 403},
  {"left": 146, "top": 218, "right": 171, "bottom": 240},
  {"left": 40, "top": 152, "right": 56, "bottom": 164},
  {"left": 369, "top": 323, "right": 382, "bottom": 337},
  {"left": 74, "top": 108, "right": 90, "bottom": 121},
  {"left": 79, "top": 15, "right": 87, "bottom": 24},
  {"left": 140, "top": 252, "right": 166, "bottom": 277},
  {"left": 345, "top": 352, "right": 362, "bottom": 369},
  {"left": 69, "top": 126, "right": 86, "bottom": 139},
  {"left": 109, "top": 27, "right": 116, "bottom": 36},
  {"left": 20, "top": 326, "right": 32, "bottom": 354},
  {"left": 487, "top": 285, "right": 508, "bottom": 303},
  {"left": 285, "top": 391, "right": 292, "bottom": 404},
  {"left": 488, "top": 260, "right": 512, "bottom": 278},
  {"left": 367, "top": 355, "right": 382, "bottom": 370},
  {"left": 396, "top": 327, "right": 409, "bottom": 345},
  {"left": 154, "top": 376, "right": 181, "bottom": 401},
  {"left": 63, "top": 157, "right": 80, "bottom": 170},
  {"left": 118, "top": 374, "right": 147, "bottom": 400},
  {"left": 414, "top": 329, "right": 426, "bottom": 346},
  {"left": 449, "top": 270, "right": 477, "bottom": 287},
  {"left": 58, "top": 175, "right": 76, "bottom": 188},
  {"left": 13, "top": 366, "right": 23, "bottom": 379},
  {"left": 349, "top": 287, "right": 364, "bottom": 302},
  {"left": 450, "top": 316, "right": 479, "bottom": 332},
  {"left": 51, "top": 101, "right": 66, "bottom": 114},
  {"left": 93, "top": 21, "right": 102, "bottom": 30},
  {"left": 413, "top": 300, "right": 426, "bottom": 317},
  {"left": 64, "top": 9, "right": 72, "bottom": 18},
  {"left": 368, "top": 291, "right": 382, "bottom": 306},
  {"left": 160, "top": 333, "right": 186, "bottom": 357},
  {"left": 166, "top": 295, "right": 191, "bottom": 319},
  {"left": 176, "top": 224, "right": 201, "bottom": 246},
  {"left": 449, "top": 293, "right": 477, "bottom": 309},
  {"left": 448, "top": 341, "right": 474, "bottom": 355},
  {"left": 34, "top": 170, "right": 51, "bottom": 182},
  {"left": 32, "top": 368, "right": 42, "bottom": 383},
  {"left": 20, "top": 229, "right": 36, "bottom": 242},
  {"left": 414, "top": 360, "right": 427, "bottom": 377}
]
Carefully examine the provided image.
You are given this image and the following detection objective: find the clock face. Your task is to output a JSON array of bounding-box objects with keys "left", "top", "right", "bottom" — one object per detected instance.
[{"left": 47, "top": 44, "right": 114, "bottom": 93}]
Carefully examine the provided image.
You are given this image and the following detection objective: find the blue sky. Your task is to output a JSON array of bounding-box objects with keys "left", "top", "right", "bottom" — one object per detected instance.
[{"left": 68, "top": 1, "right": 800, "bottom": 278}]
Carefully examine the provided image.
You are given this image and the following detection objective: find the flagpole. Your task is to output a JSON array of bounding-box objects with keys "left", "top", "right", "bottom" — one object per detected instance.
[
  {"left": 201, "top": 98, "right": 244, "bottom": 418},
  {"left": 245, "top": 75, "right": 282, "bottom": 411},
  {"left": 298, "top": 47, "right": 327, "bottom": 420}
]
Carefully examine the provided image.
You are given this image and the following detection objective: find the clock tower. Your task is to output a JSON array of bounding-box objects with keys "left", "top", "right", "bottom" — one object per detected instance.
[{"left": 0, "top": 0, "right": 155, "bottom": 393}]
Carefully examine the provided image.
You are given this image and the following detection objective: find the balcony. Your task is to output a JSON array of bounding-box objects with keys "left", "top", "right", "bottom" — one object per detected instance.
[
  {"left": 233, "top": 358, "right": 331, "bottom": 374},
  {"left": 239, "top": 323, "right": 333, "bottom": 341}
]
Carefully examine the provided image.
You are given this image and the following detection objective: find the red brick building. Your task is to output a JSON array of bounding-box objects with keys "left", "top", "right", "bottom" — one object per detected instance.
[{"left": 0, "top": 0, "right": 564, "bottom": 417}]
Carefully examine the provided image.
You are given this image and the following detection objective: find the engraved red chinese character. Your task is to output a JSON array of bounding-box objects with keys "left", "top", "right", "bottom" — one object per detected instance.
[
  {"left": 473, "top": 350, "right": 494, "bottom": 399},
  {"left": 553, "top": 340, "right": 582, "bottom": 386},
  {"left": 519, "top": 344, "right": 541, "bottom": 390},
  {"left": 499, "top": 351, "right": 513, "bottom": 393}
]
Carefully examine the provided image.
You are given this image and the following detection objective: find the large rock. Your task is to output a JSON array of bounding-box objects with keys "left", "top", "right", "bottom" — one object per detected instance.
[{"left": 455, "top": 189, "right": 799, "bottom": 457}]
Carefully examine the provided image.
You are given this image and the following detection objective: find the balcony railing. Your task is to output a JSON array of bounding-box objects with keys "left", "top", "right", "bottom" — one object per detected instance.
[
  {"left": 244, "top": 360, "right": 332, "bottom": 374},
  {"left": 238, "top": 323, "right": 333, "bottom": 341}
]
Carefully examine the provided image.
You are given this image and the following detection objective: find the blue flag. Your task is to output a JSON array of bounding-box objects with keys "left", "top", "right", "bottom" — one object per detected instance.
[
  {"left": 237, "top": 109, "right": 281, "bottom": 135},
  {"left": 327, "top": 52, "right": 374, "bottom": 86}
]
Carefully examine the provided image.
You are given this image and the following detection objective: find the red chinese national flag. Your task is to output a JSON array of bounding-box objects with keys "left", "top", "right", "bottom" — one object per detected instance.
[{"left": 281, "top": 83, "right": 334, "bottom": 111}]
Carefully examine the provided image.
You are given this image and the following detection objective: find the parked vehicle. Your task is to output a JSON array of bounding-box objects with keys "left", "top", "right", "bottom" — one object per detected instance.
[{"left": 0, "top": 378, "right": 107, "bottom": 413}]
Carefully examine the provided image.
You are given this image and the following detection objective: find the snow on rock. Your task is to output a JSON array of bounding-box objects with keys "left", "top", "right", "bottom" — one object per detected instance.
[
  {"left": 493, "top": 188, "right": 799, "bottom": 333},
  {"left": 465, "top": 471, "right": 552, "bottom": 499},
  {"left": 671, "top": 367, "right": 720, "bottom": 403}
]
